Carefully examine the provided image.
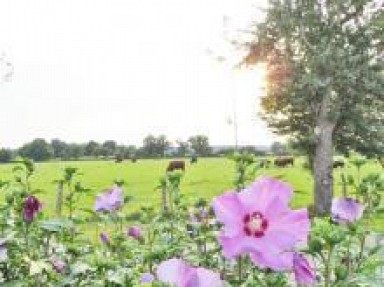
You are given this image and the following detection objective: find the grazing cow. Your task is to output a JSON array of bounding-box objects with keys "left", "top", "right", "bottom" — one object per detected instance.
[
  {"left": 167, "top": 160, "right": 186, "bottom": 172},
  {"left": 115, "top": 154, "right": 123, "bottom": 163},
  {"left": 130, "top": 154, "right": 137, "bottom": 163},
  {"left": 274, "top": 157, "right": 294, "bottom": 167},
  {"left": 190, "top": 155, "right": 198, "bottom": 164},
  {"left": 333, "top": 160, "right": 345, "bottom": 168}
]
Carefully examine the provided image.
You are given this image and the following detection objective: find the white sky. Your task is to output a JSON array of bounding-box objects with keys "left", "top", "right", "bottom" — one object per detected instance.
[{"left": 0, "top": 0, "right": 277, "bottom": 148}]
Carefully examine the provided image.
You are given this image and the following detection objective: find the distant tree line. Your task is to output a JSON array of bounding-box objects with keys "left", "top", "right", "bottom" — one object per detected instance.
[
  {"left": 0, "top": 135, "right": 215, "bottom": 163},
  {"left": 0, "top": 135, "right": 285, "bottom": 163}
]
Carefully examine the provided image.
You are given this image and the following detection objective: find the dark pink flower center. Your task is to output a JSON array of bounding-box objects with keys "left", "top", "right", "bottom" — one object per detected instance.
[{"left": 243, "top": 212, "right": 268, "bottom": 237}]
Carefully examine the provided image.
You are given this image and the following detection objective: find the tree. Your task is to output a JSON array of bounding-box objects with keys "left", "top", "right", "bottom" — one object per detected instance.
[
  {"left": 102, "top": 140, "right": 117, "bottom": 156},
  {"left": 84, "top": 141, "right": 100, "bottom": 157},
  {"left": 156, "top": 135, "right": 171, "bottom": 157},
  {"left": 142, "top": 135, "right": 158, "bottom": 157},
  {"left": 188, "top": 135, "right": 211, "bottom": 156},
  {"left": 124, "top": 145, "right": 137, "bottom": 159},
  {"left": 245, "top": 1, "right": 384, "bottom": 215},
  {"left": 66, "top": 144, "right": 84, "bottom": 160},
  {"left": 19, "top": 139, "right": 53, "bottom": 162},
  {"left": 176, "top": 140, "right": 189, "bottom": 156},
  {"left": 51, "top": 139, "right": 68, "bottom": 159},
  {"left": 270, "top": 141, "right": 288, "bottom": 156},
  {"left": 141, "top": 135, "right": 170, "bottom": 158},
  {"left": 0, "top": 148, "right": 12, "bottom": 163}
]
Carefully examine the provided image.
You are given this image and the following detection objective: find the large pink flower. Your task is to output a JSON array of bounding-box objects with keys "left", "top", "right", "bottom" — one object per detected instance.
[
  {"left": 331, "top": 197, "right": 364, "bottom": 224},
  {"left": 156, "top": 258, "right": 223, "bottom": 287},
  {"left": 212, "top": 177, "right": 310, "bottom": 271}
]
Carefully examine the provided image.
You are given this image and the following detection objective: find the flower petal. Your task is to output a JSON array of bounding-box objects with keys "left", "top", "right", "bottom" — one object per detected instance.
[
  {"left": 267, "top": 208, "right": 310, "bottom": 248},
  {"left": 212, "top": 192, "right": 244, "bottom": 236},
  {"left": 250, "top": 249, "right": 294, "bottom": 271},
  {"left": 218, "top": 234, "right": 245, "bottom": 259},
  {"left": 218, "top": 233, "right": 264, "bottom": 259},
  {"left": 94, "top": 194, "right": 108, "bottom": 211},
  {"left": 293, "top": 253, "right": 316, "bottom": 285},
  {"left": 196, "top": 267, "right": 223, "bottom": 287},
  {"left": 140, "top": 273, "right": 155, "bottom": 284},
  {"left": 238, "top": 177, "right": 293, "bottom": 214},
  {"left": 94, "top": 186, "right": 124, "bottom": 212},
  {"left": 157, "top": 258, "right": 192, "bottom": 286}
]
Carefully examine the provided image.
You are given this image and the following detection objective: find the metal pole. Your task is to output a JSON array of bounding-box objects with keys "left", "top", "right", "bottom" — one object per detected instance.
[
  {"left": 230, "top": 69, "right": 238, "bottom": 151},
  {"left": 222, "top": 16, "right": 239, "bottom": 151}
]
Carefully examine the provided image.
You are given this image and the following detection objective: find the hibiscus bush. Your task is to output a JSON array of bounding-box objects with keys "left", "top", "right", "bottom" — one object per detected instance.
[{"left": 0, "top": 154, "right": 382, "bottom": 286}]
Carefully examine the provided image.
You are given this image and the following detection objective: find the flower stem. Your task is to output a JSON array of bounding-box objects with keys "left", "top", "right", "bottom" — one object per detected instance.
[
  {"left": 324, "top": 247, "right": 333, "bottom": 287},
  {"left": 24, "top": 223, "right": 30, "bottom": 256},
  {"left": 355, "top": 235, "right": 366, "bottom": 272},
  {"left": 45, "top": 233, "right": 51, "bottom": 256},
  {"left": 148, "top": 229, "right": 153, "bottom": 273},
  {"left": 237, "top": 255, "right": 243, "bottom": 283}
]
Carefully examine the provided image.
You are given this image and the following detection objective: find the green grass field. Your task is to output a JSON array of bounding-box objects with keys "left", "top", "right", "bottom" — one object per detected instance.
[{"left": 0, "top": 157, "right": 383, "bottom": 231}]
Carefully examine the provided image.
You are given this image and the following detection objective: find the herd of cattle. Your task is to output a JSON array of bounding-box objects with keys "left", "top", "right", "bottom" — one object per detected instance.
[
  {"left": 164, "top": 156, "right": 347, "bottom": 172},
  {"left": 259, "top": 157, "right": 345, "bottom": 168},
  {"left": 116, "top": 155, "right": 351, "bottom": 172}
]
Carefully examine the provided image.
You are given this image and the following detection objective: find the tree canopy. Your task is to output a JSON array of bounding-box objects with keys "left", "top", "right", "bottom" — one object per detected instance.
[
  {"left": 245, "top": 0, "right": 384, "bottom": 214},
  {"left": 19, "top": 139, "right": 53, "bottom": 162},
  {"left": 188, "top": 135, "right": 212, "bottom": 156}
]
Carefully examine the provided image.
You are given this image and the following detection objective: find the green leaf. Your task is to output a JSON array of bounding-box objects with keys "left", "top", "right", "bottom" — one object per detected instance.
[
  {"left": 40, "top": 218, "right": 74, "bottom": 232},
  {"left": 0, "top": 281, "right": 25, "bottom": 287}
]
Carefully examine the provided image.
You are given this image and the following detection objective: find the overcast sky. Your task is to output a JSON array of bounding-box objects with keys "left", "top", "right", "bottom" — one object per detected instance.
[{"left": 0, "top": 0, "right": 277, "bottom": 148}]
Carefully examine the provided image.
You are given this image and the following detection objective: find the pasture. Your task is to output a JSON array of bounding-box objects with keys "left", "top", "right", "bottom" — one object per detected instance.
[{"left": 0, "top": 157, "right": 383, "bottom": 231}]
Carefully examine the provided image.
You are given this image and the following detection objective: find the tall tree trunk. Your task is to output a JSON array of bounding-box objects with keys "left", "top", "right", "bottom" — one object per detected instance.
[{"left": 314, "top": 95, "right": 336, "bottom": 216}]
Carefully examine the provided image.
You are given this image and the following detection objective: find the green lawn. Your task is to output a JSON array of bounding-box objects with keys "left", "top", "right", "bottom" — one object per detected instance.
[{"left": 0, "top": 157, "right": 383, "bottom": 231}]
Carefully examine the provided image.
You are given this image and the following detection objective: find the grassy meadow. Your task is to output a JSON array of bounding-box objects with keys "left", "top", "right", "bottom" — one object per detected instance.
[{"left": 0, "top": 157, "right": 383, "bottom": 231}]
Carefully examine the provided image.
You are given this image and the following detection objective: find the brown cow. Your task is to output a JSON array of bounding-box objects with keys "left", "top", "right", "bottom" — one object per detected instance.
[
  {"left": 167, "top": 160, "right": 186, "bottom": 172},
  {"left": 333, "top": 160, "right": 345, "bottom": 168},
  {"left": 274, "top": 157, "right": 294, "bottom": 167}
]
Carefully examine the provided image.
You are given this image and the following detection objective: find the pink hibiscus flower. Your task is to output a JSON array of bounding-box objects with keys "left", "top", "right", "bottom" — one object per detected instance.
[
  {"left": 94, "top": 186, "right": 124, "bottom": 212},
  {"left": 212, "top": 177, "right": 310, "bottom": 271},
  {"left": 331, "top": 197, "right": 365, "bottom": 224}
]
